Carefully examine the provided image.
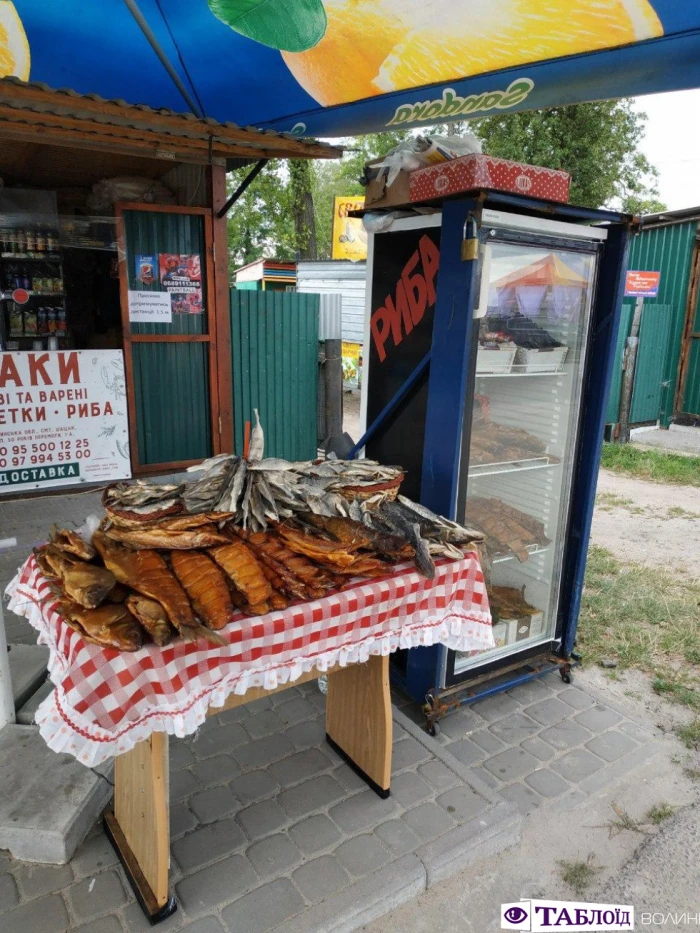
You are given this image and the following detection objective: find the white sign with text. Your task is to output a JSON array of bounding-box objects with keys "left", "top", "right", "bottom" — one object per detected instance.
[
  {"left": 128, "top": 290, "right": 172, "bottom": 323},
  {"left": 0, "top": 350, "right": 131, "bottom": 493}
]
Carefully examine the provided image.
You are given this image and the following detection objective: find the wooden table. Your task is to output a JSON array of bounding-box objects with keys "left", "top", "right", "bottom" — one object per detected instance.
[{"left": 103, "top": 655, "right": 392, "bottom": 923}]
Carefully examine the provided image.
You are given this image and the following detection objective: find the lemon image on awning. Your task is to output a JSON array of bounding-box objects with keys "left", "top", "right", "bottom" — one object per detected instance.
[
  {"left": 280, "top": 0, "right": 664, "bottom": 106},
  {"left": 0, "top": 1, "right": 29, "bottom": 81}
]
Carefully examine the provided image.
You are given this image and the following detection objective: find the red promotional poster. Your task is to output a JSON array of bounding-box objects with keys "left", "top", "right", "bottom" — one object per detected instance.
[{"left": 158, "top": 254, "right": 203, "bottom": 313}]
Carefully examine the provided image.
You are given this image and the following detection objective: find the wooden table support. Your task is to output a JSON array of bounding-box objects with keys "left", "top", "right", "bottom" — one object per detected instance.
[{"left": 104, "top": 655, "right": 393, "bottom": 923}]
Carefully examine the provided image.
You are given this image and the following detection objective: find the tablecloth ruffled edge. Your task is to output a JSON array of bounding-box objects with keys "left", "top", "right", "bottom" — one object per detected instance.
[{"left": 5, "top": 563, "right": 495, "bottom": 768}]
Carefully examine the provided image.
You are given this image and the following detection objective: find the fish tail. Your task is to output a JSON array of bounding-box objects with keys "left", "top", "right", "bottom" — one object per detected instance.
[{"left": 178, "top": 623, "right": 226, "bottom": 647}]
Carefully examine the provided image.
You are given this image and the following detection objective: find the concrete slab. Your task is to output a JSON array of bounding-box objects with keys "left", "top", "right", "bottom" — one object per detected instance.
[
  {"left": 0, "top": 725, "right": 112, "bottom": 864},
  {"left": 8, "top": 645, "right": 48, "bottom": 711},
  {"left": 16, "top": 680, "right": 54, "bottom": 726},
  {"left": 632, "top": 424, "right": 700, "bottom": 456}
]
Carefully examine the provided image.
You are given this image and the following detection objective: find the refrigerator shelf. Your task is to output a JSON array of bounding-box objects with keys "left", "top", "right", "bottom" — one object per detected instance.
[
  {"left": 492, "top": 544, "right": 551, "bottom": 565},
  {"left": 476, "top": 367, "right": 571, "bottom": 379},
  {"left": 468, "top": 456, "right": 557, "bottom": 478}
]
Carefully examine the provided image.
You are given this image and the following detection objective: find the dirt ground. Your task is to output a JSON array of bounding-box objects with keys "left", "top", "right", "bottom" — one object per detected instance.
[
  {"left": 343, "top": 388, "right": 362, "bottom": 441},
  {"left": 592, "top": 469, "right": 700, "bottom": 576}
]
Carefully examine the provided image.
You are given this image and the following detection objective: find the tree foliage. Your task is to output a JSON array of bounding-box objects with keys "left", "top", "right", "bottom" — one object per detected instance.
[
  {"left": 227, "top": 100, "right": 664, "bottom": 271},
  {"left": 472, "top": 100, "right": 664, "bottom": 212}
]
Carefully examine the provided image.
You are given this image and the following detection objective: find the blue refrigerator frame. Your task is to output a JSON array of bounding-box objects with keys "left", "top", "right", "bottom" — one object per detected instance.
[{"left": 354, "top": 190, "right": 631, "bottom": 710}]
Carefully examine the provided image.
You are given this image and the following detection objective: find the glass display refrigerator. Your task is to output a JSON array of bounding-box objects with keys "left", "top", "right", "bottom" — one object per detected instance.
[{"left": 357, "top": 192, "right": 630, "bottom": 729}]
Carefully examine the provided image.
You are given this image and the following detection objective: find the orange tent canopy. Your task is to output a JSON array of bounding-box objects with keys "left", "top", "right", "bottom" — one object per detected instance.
[{"left": 493, "top": 254, "right": 588, "bottom": 289}]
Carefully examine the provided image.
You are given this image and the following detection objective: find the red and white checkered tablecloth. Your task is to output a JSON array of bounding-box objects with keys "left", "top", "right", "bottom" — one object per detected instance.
[{"left": 6, "top": 551, "right": 493, "bottom": 767}]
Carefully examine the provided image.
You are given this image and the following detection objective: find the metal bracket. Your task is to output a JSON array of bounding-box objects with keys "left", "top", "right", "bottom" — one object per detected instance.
[{"left": 217, "top": 159, "right": 269, "bottom": 218}]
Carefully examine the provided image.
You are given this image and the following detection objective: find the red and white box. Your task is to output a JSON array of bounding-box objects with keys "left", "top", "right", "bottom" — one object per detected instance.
[{"left": 409, "top": 153, "right": 571, "bottom": 204}]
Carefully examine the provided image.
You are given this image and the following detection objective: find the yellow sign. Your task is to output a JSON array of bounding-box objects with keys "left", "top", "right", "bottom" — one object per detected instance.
[
  {"left": 342, "top": 342, "right": 361, "bottom": 360},
  {"left": 331, "top": 196, "right": 367, "bottom": 261}
]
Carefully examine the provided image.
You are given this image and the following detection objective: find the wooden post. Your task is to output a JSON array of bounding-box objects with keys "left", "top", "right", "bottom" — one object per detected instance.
[
  {"left": 618, "top": 296, "right": 644, "bottom": 443},
  {"left": 209, "top": 163, "right": 235, "bottom": 455},
  {"left": 325, "top": 655, "right": 392, "bottom": 797}
]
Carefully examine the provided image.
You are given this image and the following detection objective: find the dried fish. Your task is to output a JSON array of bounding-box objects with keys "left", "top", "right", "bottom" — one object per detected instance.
[
  {"left": 59, "top": 599, "right": 144, "bottom": 652},
  {"left": 248, "top": 408, "right": 265, "bottom": 462},
  {"left": 170, "top": 551, "right": 235, "bottom": 631},
  {"left": 184, "top": 457, "right": 237, "bottom": 513},
  {"left": 37, "top": 544, "right": 116, "bottom": 608},
  {"left": 125, "top": 595, "right": 174, "bottom": 647},
  {"left": 93, "top": 532, "right": 222, "bottom": 645},
  {"left": 223, "top": 458, "right": 248, "bottom": 513},
  {"left": 210, "top": 541, "right": 272, "bottom": 614},
  {"left": 103, "top": 524, "right": 230, "bottom": 550},
  {"left": 49, "top": 526, "right": 96, "bottom": 561}
]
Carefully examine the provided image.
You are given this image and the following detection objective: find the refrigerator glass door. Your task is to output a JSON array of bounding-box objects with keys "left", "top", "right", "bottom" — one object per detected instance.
[{"left": 454, "top": 235, "right": 599, "bottom": 674}]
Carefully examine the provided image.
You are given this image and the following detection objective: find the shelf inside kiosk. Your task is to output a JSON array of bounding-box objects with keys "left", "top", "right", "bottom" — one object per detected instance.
[{"left": 0, "top": 211, "right": 120, "bottom": 353}]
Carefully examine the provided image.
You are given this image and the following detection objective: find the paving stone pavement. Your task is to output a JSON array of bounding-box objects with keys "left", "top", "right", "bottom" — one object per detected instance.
[
  {"left": 0, "top": 667, "right": 670, "bottom": 933},
  {"left": 394, "top": 671, "right": 667, "bottom": 817},
  {"left": 0, "top": 492, "right": 670, "bottom": 932}
]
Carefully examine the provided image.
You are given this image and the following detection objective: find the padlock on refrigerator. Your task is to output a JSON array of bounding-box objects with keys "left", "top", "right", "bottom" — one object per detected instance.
[{"left": 460, "top": 216, "right": 479, "bottom": 261}]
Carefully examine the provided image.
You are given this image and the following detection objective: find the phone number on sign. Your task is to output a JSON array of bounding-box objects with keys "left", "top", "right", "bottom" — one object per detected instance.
[{"left": 0, "top": 439, "right": 91, "bottom": 468}]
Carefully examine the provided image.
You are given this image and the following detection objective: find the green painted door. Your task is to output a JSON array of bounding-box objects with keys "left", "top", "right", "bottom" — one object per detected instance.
[
  {"left": 230, "top": 290, "right": 319, "bottom": 460},
  {"left": 120, "top": 206, "right": 214, "bottom": 470},
  {"left": 630, "top": 304, "right": 673, "bottom": 424}
]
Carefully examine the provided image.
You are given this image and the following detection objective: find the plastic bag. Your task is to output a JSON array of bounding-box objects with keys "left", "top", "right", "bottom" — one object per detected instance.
[
  {"left": 86, "top": 176, "right": 176, "bottom": 214},
  {"left": 371, "top": 133, "right": 482, "bottom": 187},
  {"left": 75, "top": 514, "right": 102, "bottom": 544}
]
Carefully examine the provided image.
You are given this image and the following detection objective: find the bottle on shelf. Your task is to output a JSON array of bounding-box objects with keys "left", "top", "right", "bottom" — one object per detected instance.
[
  {"left": 25, "top": 229, "right": 35, "bottom": 253},
  {"left": 23, "top": 308, "right": 38, "bottom": 338},
  {"left": 8, "top": 302, "right": 23, "bottom": 337},
  {"left": 35, "top": 228, "right": 46, "bottom": 253}
]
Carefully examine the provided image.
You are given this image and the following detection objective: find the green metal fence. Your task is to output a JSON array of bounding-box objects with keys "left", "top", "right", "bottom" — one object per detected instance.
[
  {"left": 230, "top": 290, "right": 319, "bottom": 460},
  {"left": 606, "top": 220, "right": 698, "bottom": 427}
]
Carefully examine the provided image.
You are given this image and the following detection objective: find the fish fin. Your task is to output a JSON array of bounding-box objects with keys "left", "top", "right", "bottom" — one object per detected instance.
[{"left": 179, "top": 623, "right": 227, "bottom": 647}]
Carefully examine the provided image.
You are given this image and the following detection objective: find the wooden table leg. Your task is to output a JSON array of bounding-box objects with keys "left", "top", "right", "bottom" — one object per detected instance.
[
  {"left": 104, "top": 733, "right": 177, "bottom": 924},
  {"left": 325, "top": 654, "right": 392, "bottom": 798}
]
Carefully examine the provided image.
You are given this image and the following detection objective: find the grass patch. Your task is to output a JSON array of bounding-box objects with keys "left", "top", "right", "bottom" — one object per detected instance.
[
  {"left": 665, "top": 506, "right": 700, "bottom": 520},
  {"left": 677, "top": 720, "right": 700, "bottom": 750},
  {"left": 595, "top": 491, "right": 646, "bottom": 514},
  {"left": 558, "top": 855, "right": 602, "bottom": 895},
  {"left": 579, "top": 547, "right": 700, "bottom": 715},
  {"left": 600, "top": 443, "right": 700, "bottom": 486},
  {"left": 652, "top": 677, "right": 700, "bottom": 711},
  {"left": 646, "top": 803, "right": 675, "bottom": 825},
  {"left": 605, "top": 803, "right": 649, "bottom": 837},
  {"left": 579, "top": 547, "right": 700, "bottom": 682}
]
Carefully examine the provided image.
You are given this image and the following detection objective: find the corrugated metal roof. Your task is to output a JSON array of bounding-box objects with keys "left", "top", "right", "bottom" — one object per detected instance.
[
  {"left": 297, "top": 260, "right": 367, "bottom": 345},
  {"left": 0, "top": 78, "right": 342, "bottom": 161},
  {"left": 640, "top": 205, "right": 700, "bottom": 229}
]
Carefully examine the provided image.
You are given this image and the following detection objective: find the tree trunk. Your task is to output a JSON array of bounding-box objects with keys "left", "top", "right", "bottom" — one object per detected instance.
[{"left": 290, "top": 160, "right": 318, "bottom": 260}]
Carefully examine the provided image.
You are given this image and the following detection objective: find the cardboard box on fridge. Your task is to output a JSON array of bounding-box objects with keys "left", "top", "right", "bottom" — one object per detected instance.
[
  {"left": 410, "top": 153, "right": 571, "bottom": 204},
  {"left": 363, "top": 160, "right": 412, "bottom": 210}
]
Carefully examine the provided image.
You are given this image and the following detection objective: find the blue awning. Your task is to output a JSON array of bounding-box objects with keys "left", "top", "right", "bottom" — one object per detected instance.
[{"left": 4, "top": 1, "right": 700, "bottom": 138}]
